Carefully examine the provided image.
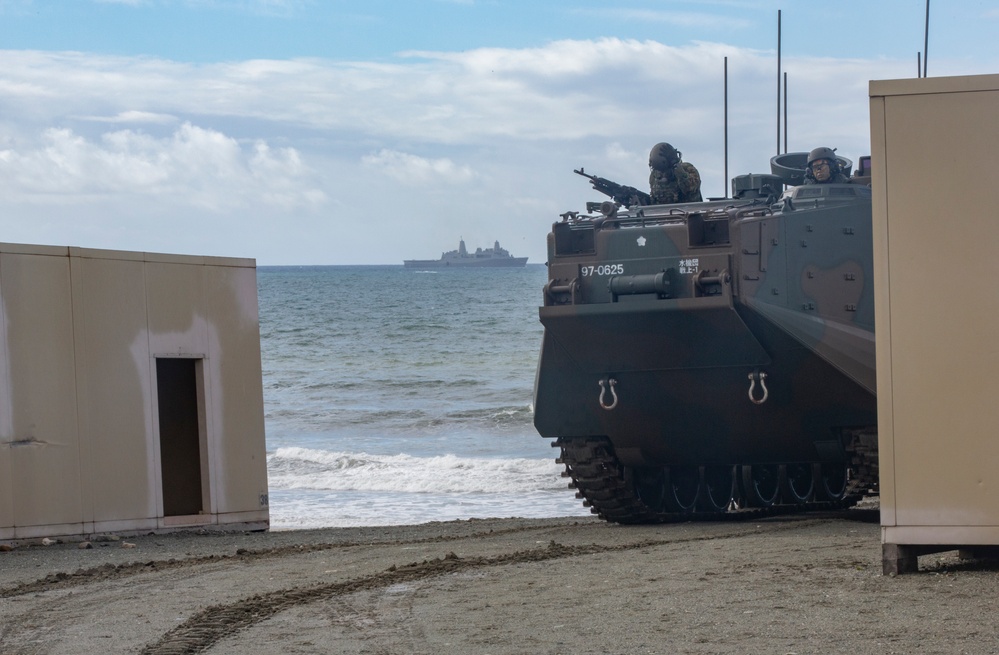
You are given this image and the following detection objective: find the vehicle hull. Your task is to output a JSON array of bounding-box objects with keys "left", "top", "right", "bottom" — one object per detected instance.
[{"left": 533, "top": 166, "right": 878, "bottom": 521}]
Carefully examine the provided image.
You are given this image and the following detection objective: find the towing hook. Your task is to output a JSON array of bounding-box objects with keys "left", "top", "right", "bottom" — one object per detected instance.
[
  {"left": 598, "top": 378, "right": 619, "bottom": 410},
  {"left": 747, "top": 369, "right": 769, "bottom": 405}
]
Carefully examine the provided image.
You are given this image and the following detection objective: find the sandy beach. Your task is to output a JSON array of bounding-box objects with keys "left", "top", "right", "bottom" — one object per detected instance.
[{"left": 3, "top": 509, "right": 999, "bottom": 654}]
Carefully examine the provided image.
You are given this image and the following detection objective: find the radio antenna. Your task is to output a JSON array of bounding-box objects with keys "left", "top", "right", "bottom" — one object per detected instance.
[
  {"left": 783, "top": 72, "right": 788, "bottom": 154},
  {"left": 724, "top": 56, "right": 729, "bottom": 199},
  {"left": 776, "top": 10, "right": 782, "bottom": 156},
  {"left": 922, "top": 0, "right": 930, "bottom": 77}
]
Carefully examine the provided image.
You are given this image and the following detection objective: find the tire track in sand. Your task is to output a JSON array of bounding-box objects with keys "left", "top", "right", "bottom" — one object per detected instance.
[
  {"left": 0, "top": 522, "right": 566, "bottom": 600},
  {"left": 141, "top": 520, "right": 826, "bottom": 655}
]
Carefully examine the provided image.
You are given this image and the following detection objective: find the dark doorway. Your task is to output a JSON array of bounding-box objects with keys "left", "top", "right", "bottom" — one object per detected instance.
[{"left": 156, "top": 358, "right": 205, "bottom": 517}]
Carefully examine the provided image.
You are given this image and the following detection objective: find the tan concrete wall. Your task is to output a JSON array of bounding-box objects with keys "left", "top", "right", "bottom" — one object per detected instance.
[
  {"left": 72, "top": 253, "right": 155, "bottom": 529},
  {"left": 203, "top": 264, "right": 270, "bottom": 517},
  {"left": 872, "top": 73, "right": 999, "bottom": 545},
  {"left": 2, "top": 251, "right": 82, "bottom": 531},
  {"left": 0, "top": 244, "right": 269, "bottom": 540}
]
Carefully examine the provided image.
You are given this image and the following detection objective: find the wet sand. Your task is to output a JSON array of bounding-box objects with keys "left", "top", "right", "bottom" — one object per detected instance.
[{"left": 2, "top": 510, "right": 998, "bottom": 654}]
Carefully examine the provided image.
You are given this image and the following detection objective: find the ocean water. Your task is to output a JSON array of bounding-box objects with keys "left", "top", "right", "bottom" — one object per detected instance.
[{"left": 257, "top": 264, "right": 591, "bottom": 529}]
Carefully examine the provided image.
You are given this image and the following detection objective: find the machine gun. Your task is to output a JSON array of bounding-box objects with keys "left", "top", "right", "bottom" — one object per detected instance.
[{"left": 574, "top": 168, "right": 651, "bottom": 207}]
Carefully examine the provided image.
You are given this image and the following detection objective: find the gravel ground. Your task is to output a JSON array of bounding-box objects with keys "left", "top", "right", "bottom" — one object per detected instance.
[{"left": 2, "top": 510, "right": 999, "bottom": 654}]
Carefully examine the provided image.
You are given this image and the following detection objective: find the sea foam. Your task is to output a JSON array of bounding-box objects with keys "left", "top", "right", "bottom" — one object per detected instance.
[{"left": 267, "top": 446, "right": 566, "bottom": 494}]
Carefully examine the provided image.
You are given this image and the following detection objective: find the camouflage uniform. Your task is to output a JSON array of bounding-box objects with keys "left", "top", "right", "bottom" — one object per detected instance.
[{"left": 649, "top": 162, "right": 703, "bottom": 204}]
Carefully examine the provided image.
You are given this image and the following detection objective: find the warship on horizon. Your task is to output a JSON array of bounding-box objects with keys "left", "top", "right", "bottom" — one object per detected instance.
[{"left": 404, "top": 239, "right": 528, "bottom": 269}]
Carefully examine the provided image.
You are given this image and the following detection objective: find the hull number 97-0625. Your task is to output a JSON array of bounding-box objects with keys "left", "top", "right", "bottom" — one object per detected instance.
[{"left": 581, "top": 264, "right": 624, "bottom": 277}]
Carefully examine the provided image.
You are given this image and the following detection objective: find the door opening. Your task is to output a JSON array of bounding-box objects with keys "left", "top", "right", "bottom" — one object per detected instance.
[{"left": 156, "top": 358, "right": 206, "bottom": 517}]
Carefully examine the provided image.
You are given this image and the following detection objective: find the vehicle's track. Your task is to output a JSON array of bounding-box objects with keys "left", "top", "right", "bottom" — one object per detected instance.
[{"left": 556, "top": 433, "right": 879, "bottom": 524}]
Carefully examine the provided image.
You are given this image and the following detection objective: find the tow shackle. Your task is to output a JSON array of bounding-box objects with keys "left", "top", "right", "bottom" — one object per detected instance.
[
  {"left": 747, "top": 369, "right": 769, "bottom": 405},
  {"left": 598, "top": 377, "right": 619, "bottom": 410}
]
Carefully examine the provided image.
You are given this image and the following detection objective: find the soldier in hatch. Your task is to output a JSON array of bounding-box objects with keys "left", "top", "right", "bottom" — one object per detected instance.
[
  {"left": 804, "top": 146, "right": 850, "bottom": 184},
  {"left": 648, "top": 142, "right": 702, "bottom": 204}
]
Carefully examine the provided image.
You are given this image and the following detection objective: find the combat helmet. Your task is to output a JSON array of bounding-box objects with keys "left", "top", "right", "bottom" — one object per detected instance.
[
  {"left": 805, "top": 146, "right": 843, "bottom": 182},
  {"left": 807, "top": 146, "right": 837, "bottom": 168},
  {"left": 649, "top": 142, "right": 681, "bottom": 172}
]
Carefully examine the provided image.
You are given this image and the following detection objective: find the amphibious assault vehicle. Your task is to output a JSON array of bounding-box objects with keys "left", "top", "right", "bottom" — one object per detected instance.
[{"left": 533, "top": 153, "right": 878, "bottom": 523}]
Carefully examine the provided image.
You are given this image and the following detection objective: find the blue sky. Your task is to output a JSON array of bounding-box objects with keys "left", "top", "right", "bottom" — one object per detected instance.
[{"left": 0, "top": 1, "right": 997, "bottom": 264}]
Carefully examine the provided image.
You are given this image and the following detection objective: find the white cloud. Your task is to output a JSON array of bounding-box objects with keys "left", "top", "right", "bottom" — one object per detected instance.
[
  {"left": 177, "top": 0, "right": 312, "bottom": 16},
  {"left": 569, "top": 8, "right": 754, "bottom": 30},
  {"left": 603, "top": 142, "right": 639, "bottom": 165},
  {"left": 79, "top": 110, "right": 179, "bottom": 124},
  {"left": 362, "top": 149, "right": 476, "bottom": 186},
  {"left": 0, "top": 123, "right": 325, "bottom": 212},
  {"left": 0, "top": 40, "right": 933, "bottom": 149},
  {"left": 0, "top": 38, "right": 994, "bottom": 263},
  {"left": 0, "top": 0, "right": 36, "bottom": 13}
]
